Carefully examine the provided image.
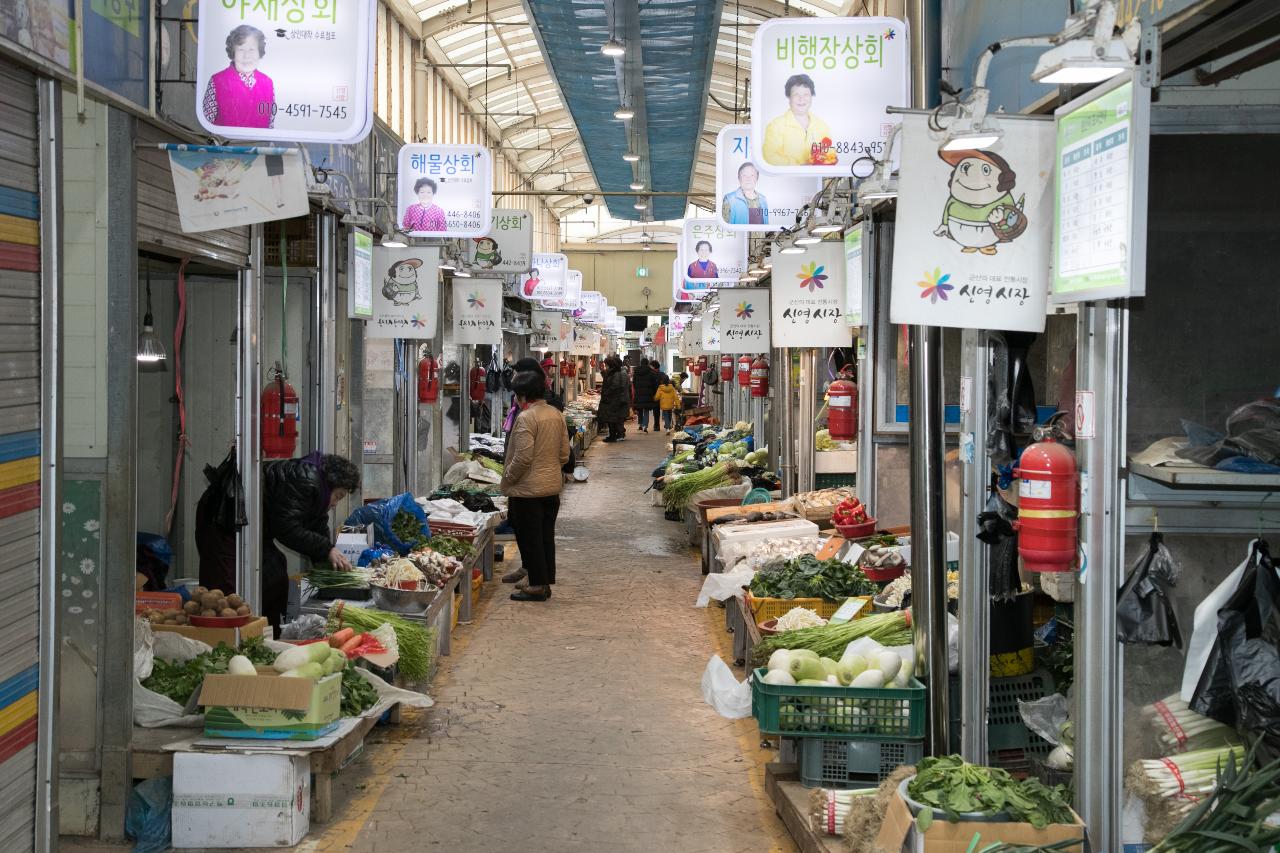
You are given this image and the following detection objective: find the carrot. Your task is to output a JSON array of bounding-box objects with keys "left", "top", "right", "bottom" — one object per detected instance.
[
  {"left": 339, "top": 633, "right": 364, "bottom": 654},
  {"left": 329, "top": 627, "right": 356, "bottom": 648}
]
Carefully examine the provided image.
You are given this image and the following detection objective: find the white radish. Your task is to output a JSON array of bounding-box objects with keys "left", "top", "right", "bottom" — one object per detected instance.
[
  {"left": 766, "top": 649, "right": 794, "bottom": 673},
  {"left": 876, "top": 652, "right": 902, "bottom": 681},
  {"left": 851, "top": 669, "right": 886, "bottom": 689}
]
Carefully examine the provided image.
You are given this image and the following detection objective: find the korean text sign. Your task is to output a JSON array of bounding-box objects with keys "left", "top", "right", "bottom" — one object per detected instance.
[
  {"left": 452, "top": 279, "right": 502, "bottom": 345},
  {"left": 524, "top": 252, "right": 567, "bottom": 301},
  {"left": 464, "top": 208, "right": 533, "bottom": 274},
  {"left": 368, "top": 246, "right": 439, "bottom": 339},
  {"left": 398, "top": 144, "right": 492, "bottom": 238},
  {"left": 770, "top": 240, "right": 849, "bottom": 347},
  {"left": 715, "top": 125, "right": 820, "bottom": 232},
  {"left": 719, "top": 288, "right": 771, "bottom": 354},
  {"left": 348, "top": 228, "right": 373, "bottom": 319},
  {"left": 889, "top": 113, "right": 1053, "bottom": 332},
  {"left": 751, "top": 17, "right": 909, "bottom": 176},
  {"left": 680, "top": 218, "right": 748, "bottom": 285},
  {"left": 196, "top": 0, "right": 375, "bottom": 143},
  {"left": 701, "top": 310, "right": 721, "bottom": 352}
]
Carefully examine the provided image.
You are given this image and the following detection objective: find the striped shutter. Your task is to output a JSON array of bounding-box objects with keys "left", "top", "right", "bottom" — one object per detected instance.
[{"left": 0, "top": 60, "right": 42, "bottom": 853}]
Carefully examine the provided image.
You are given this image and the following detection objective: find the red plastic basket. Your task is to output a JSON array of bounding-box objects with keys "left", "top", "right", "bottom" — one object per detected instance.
[{"left": 835, "top": 518, "right": 877, "bottom": 539}]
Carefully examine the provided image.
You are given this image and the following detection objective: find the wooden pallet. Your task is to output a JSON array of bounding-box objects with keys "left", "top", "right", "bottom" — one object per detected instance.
[{"left": 765, "top": 763, "right": 848, "bottom": 853}]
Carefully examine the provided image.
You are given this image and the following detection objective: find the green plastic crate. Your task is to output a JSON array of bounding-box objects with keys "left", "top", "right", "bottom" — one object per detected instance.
[
  {"left": 751, "top": 668, "right": 925, "bottom": 739},
  {"left": 815, "top": 473, "right": 857, "bottom": 490},
  {"left": 797, "top": 737, "right": 926, "bottom": 788},
  {"left": 947, "top": 669, "right": 1056, "bottom": 753}
]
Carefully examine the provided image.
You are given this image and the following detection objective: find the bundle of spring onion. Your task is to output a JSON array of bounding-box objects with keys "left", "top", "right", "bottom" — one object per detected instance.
[
  {"left": 306, "top": 564, "right": 371, "bottom": 589},
  {"left": 661, "top": 460, "right": 740, "bottom": 512},
  {"left": 328, "top": 603, "right": 434, "bottom": 682},
  {"left": 1134, "top": 745, "right": 1245, "bottom": 801},
  {"left": 752, "top": 609, "right": 913, "bottom": 665},
  {"left": 1141, "top": 694, "right": 1241, "bottom": 754},
  {"left": 1150, "top": 748, "right": 1280, "bottom": 853},
  {"left": 808, "top": 788, "right": 874, "bottom": 836}
]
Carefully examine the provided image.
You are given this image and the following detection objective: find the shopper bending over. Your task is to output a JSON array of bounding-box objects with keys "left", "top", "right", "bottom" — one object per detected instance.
[
  {"left": 500, "top": 371, "right": 570, "bottom": 602},
  {"left": 654, "top": 376, "right": 681, "bottom": 435},
  {"left": 631, "top": 358, "right": 661, "bottom": 433},
  {"left": 260, "top": 453, "right": 360, "bottom": 629},
  {"left": 598, "top": 355, "right": 631, "bottom": 442}
]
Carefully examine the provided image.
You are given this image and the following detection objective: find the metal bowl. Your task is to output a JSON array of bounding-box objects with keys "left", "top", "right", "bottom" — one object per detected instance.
[{"left": 370, "top": 584, "right": 441, "bottom": 614}]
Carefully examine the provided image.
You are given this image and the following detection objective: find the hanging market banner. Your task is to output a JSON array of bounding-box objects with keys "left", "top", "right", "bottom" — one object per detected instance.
[
  {"left": 543, "top": 269, "right": 583, "bottom": 312},
  {"left": 685, "top": 319, "right": 706, "bottom": 356},
  {"left": 578, "top": 290, "right": 605, "bottom": 324},
  {"left": 719, "top": 287, "right": 770, "bottom": 354},
  {"left": 770, "top": 240, "right": 849, "bottom": 347},
  {"left": 571, "top": 327, "right": 597, "bottom": 356},
  {"left": 522, "top": 252, "right": 567, "bottom": 300},
  {"left": 530, "top": 309, "right": 560, "bottom": 339},
  {"left": 672, "top": 257, "right": 708, "bottom": 303},
  {"left": 679, "top": 218, "right": 748, "bottom": 285},
  {"left": 667, "top": 307, "right": 689, "bottom": 337},
  {"left": 451, "top": 279, "right": 502, "bottom": 345},
  {"left": 462, "top": 208, "right": 533, "bottom": 274},
  {"left": 348, "top": 228, "right": 373, "bottom": 319},
  {"left": 368, "top": 246, "right": 439, "bottom": 339},
  {"left": 397, "top": 144, "right": 492, "bottom": 238},
  {"left": 751, "top": 17, "right": 909, "bottom": 176},
  {"left": 701, "top": 310, "right": 721, "bottom": 352},
  {"left": 844, "top": 225, "right": 865, "bottom": 326},
  {"left": 168, "top": 146, "right": 309, "bottom": 232},
  {"left": 716, "top": 125, "right": 820, "bottom": 232},
  {"left": 195, "top": 0, "right": 375, "bottom": 143},
  {"left": 889, "top": 112, "right": 1054, "bottom": 332}
]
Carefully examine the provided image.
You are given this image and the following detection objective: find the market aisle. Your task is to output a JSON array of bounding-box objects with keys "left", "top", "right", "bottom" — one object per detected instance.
[{"left": 301, "top": 428, "right": 796, "bottom": 853}]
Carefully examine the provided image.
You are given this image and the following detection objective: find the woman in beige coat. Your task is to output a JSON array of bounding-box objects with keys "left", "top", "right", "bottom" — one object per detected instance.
[{"left": 500, "top": 370, "right": 570, "bottom": 601}]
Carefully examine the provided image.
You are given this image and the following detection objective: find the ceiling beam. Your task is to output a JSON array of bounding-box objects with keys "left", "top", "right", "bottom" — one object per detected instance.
[{"left": 420, "top": 0, "right": 527, "bottom": 40}]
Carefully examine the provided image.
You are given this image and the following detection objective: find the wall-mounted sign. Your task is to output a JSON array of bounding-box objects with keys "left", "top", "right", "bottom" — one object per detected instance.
[
  {"left": 668, "top": 306, "right": 689, "bottom": 337},
  {"left": 578, "top": 291, "right": 604, "bottom": 324},
  {"left": 195, "top": 0, "right": 375, "bottom": 143},
  {"left": 716, "top": 125, "right": 821, "bottom": 232},
  {"left": 719, "top": 287, "right": 771, "bottom": 354},
  {"left": 679, "top": 218, "right": 748, "bottom": 285},
  {"left": 348, "top": 228, "right": 373, "bottom": 319},
  {"left": 524, "top": 252, "right": 567, "bottom": 301},
  {"left": 528, "top": 309, "right": 559, "bottom": 349},
  {"left": 463, "top": 208, "right": 533, "bottom": 274},
  {"left": 397, "top": 144, "right": 492, "bottom": 238},
  {"left": 751, "top": 17, "right": 909, "bottom": 175},
  {"left": 571, "top": 327, "right": 597, "bottom": 355},
  {"left": 890, "top": 112, "right": 1053, "bottom": 332},
  {"left": 368, "top": 246, "right": 439, "bottom": 339},
  {"left": 701, "top": 310, "right": 721, "bottom": 352},
  {"left": 451, "top": 279, "right": 502, "bottom": 345},
  {"left": 843, "top": 226, "right": 865, "bottom": 326},
  {"left": 168, "top": 147, "right": 309, "bottom": 232},
  {"left": 770, "top": 240, "right": 849, "bottom": 347},
  {"left": 1052, "top": 73, "right": 1150, "bottom": 303},
  {"left": 544, "top": 269, "right": 583, "bottom": 312}
]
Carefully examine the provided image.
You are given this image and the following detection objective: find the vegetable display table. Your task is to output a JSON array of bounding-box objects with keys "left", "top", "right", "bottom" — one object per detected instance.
[
  {"left": 726, "top": 592, "right": 762, "bottom": 669},
  {"left": 765, "top": 763, "right": 846, "bottom": 853}
]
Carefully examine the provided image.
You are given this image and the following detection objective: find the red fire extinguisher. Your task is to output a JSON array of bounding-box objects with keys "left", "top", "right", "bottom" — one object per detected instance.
[
  {"left": 827, "top": 378, "right": 859, "bottom": 440},
  {"left": 1013, "top": 432, "right": 1079, "bottom": 573},
  {"left": 750, "top": 355, "right": 769, "bottom": 397},
  {"left": 737, "top": 354, "right": 752, "bottom": 388},
  {"left": 417, "top": 351, "right": 439, "bottom": 404},
  {"left": 261, "top": 366, "right": 299, "bottom": 459},
  {"left": 468, "top": 364, "right": 487, "bottom": 403},
  {"left": 719, "top": 354, "right": 733, "bottom": 382}
]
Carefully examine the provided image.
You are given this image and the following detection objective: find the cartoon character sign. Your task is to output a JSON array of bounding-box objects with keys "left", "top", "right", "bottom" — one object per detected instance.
[
  {"left": 381, "top": 257, "right": 423, "bottom": 306},
  {"left": 471, "top": 237, "right": 502, "bottom": 269},
  {"left": 933, "top": 149, "right": 1027, "bottom": 256}
]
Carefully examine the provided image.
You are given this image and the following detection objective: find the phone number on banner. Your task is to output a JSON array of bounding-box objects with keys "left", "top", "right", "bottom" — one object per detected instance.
[
  {"left": 813, "top": 138, "right": 886, "bottom": 157},
  {"left": 261, "top": 103, "right": 349, "bottom": 120}
]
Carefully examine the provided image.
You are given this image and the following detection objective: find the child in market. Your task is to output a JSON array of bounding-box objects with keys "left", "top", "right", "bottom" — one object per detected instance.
[{"left": 654, "top": 376, "right": 681, "bottom": 435}]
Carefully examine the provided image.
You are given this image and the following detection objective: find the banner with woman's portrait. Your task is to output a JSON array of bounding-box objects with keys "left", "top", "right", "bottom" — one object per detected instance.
[
  {"left": 716, "top": 125, "right": 820, "bottom": 232},
  {"left": 679, "top": 218, "right": 748, "bottom": 286},
  {"left": 195, "top": 0, "right": 376, "bottom": 143},
  {"left": 750, "top": 17, "right": 909, "bottom": 176},
  {"left": 397, "top": 144, "right": 492, "bottom": 239}
]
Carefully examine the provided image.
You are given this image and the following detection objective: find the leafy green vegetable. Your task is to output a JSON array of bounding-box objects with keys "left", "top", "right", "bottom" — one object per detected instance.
[
  {"left": 141, "top": 638, "right": 277, "bottom": 705},
  {"left": 1150, "top": 745, "right": 1280, "bottom": 853},
  {"left": 907, "top": 755, "right": 1075, "bottom": 829},
  {"left": 306, "top": 564, "right": 370, "bottom": 589},
  {"left": 391, "top": 509, "right": 430, "bottom": 549},
  {"left": 752, "top": 611, "right": 913, "bottom": 664},
  {"left": 422, "top": 535, "right": 475, "bottom": 559},
  {"left": 340, "top": 665, "right": 380, "bottom": 717},
  {"left": 749, "top": 554, "right": 877, "bottom": 601}
]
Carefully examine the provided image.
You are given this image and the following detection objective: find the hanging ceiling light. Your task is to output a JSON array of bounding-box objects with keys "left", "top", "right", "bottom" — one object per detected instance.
[
  {"left": 778, "top": 235, "right": 806, "bottom": 255},
  {"left": 137, "top": 258, "right": 167, "bottom": 370},
  {"left": 793, "top": 233, "right": 822, "bottom": 245},
  {"left": 622, "top": 151, "right": 641, "bottom": 163},
  {"left": 452, "top": 267, "right": 471, "bottom": 278},
  {"left": 438, "top": 251, "right": 457, "bottom": 272},
  {"left": 614, "top": 104, "right": 635, "bottom": 120},
  {"left": 633, "top": 198, "right": 648, "bottom": 211},
  {"left": 1032, "top": 0, "right": 1134, "bottom": 84},
  {"left": 641, "top": 242, "right": 652, "bottom": 251},
  {"left": 380, "top": 230, "right": 408, "bottom": 248},
  {"left": 601, "top": 37, "right": 626, "bottom": 57},
  {"left": 630, "top": 181, "right": 645, "bottom": 191}
]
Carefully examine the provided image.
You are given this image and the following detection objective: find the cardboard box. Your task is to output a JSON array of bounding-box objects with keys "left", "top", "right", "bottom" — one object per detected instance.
[
  {"left": 815, "top": 448, "right": 858, "bottom": 473},
  {"left": 334, "top": 529, "right": 372, "bottom": 566},
  {"left": 151, "top": 616, "right": 267, "bottom": 649},
  {"left": 875, "top": 790, "right": 1086, "bottom": 853},
  {"left": 199, "top": 669, "right": 341, "bottom": 740},
  {"left": 172, "top": 752, "right": 310, "bottom": 848}
]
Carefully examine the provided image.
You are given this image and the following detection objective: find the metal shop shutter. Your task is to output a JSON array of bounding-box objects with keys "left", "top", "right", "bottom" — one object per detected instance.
[{"left": 0, "top": 58, "right": 43, "bottom": 853}]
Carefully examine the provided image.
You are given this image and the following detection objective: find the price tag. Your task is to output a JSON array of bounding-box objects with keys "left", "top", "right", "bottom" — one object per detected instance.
[{"left": 829, "top": 596, "right": 869, "bottom": 625}]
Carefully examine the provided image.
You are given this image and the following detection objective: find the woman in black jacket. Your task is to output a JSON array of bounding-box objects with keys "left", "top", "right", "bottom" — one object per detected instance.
[
  {"left": 260, "top": 452, "right": 360, "bottom": 628},
  {"left": 630, "top": 360, "right": 661, "bottom": 433},
  {"left": 597, "top": 356, "right": 631, "bottom": 442}
]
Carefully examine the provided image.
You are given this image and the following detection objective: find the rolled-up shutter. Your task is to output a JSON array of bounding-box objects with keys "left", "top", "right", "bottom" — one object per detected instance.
[{"left": 0, "top": 58, "right": 42, "bottom": 853}]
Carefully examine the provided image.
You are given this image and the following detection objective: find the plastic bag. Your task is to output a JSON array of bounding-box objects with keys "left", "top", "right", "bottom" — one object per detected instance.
[
  {"left": 357, "top": 546, "right": 395, "bottom": 567},
  {"left": 1181, "top": 542, "right": 1253, "bottom": 702},
  {"left": 700, "top": 655, "right": 752, "bottom": 719},
  {"left": 133, "top": 620, "right": 211, "bottom": 727},
  {"left": 1117, "top": 532, "right": 1182, "bottom": 648},
  {"left": 1190, "top": 540, "right": 1280, "bottom": 746},
  {"left": 125, "top": 777, "right": 173, "bottom": 853},
  {"left": 688, "top": 477, "right": 753, "bottom": 506},
  {"left": 695, "top": 566, "right": 755, "bottom": 608},
  {"left": 354, "top": 667, "right": 433, "bottom": 709},
  {"left": 1018, "top": 693, "right": 1071, "bottom": 746},
  {"left": 343, "top": 492, "right": 430, "bottom": 556}
]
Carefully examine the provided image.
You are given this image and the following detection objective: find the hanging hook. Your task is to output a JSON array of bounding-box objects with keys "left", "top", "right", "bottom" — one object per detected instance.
[{"left": 1151, "top": 510, "right": 1159, "bottom": 534}]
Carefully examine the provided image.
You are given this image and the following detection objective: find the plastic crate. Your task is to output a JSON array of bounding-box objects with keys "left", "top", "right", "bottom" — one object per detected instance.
[
  {"left": 752, "top": 668, "right": 926, "bottom": 739},
  {"left": 947, "top": 669, "right": 1056, "bottom": 752},
  {"left": 746, "top": 593, "right": 867, "bottom": 623},
  {"left": 815, "top": 473, "right": 857, "bottom": 490},
  {"left": 797, "top": 737, "right": 926, "bottom": 788}
]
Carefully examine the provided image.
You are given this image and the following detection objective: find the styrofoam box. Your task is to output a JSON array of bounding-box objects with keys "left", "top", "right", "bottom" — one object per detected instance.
[
  {"left": 172, "top": 752, "right": 310, "bottom": 848},
  {"left": 334, "top": 529, "right": 372, "bottom": 566}
]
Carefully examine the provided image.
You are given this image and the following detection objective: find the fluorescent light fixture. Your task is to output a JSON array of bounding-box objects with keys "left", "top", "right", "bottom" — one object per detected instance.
[
  {"left": 634, "top": 198, "right": 648, "bottom": 210},
  {"left": 452, "top": 268, "right": 471, "bottom": 278},
  {"left": 380, "top": 232, "right": 408, "bottom": 248},
  {"left": 630, "top": 181, "right": 645, "bottom": 191},
  {"left": 1032, "top": 36, "right": 1132, "bottom": 83},
  {"left": 793, "top": 234, "right": 822, "bottom": 245},
  {"left": 601, "top": 37, "right": 626, "bottom": 57},
  {"left": 622, "top": 151, "right": 640, "bottom": 163},
  {"left": 857, "top": 175, "right": 899, "bottom": 201},
  {"left": 748, "top": 265, "right": 767, "bottom": 276},
  {"left": 762, "top": 258, "right": 774, "bottom": 269},
  {"left": 438, "top": 257, "right": 456, "bottom": 271},
  {"left": 614, "top": 105, "right": 635, "bottom": 120},
  {"left": 809, "top": 222, "right": 844, "bottom": 236},
  {"left": 779, "top": 244, "right": 806, "bottom": 255}
]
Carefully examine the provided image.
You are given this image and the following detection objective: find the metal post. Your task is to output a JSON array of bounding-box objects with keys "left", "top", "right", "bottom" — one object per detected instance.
[
  {"left": 857, "top": 220, "right": 878, "bottom": 512},
  {"left": 431, "top": 277, "right": 446, "bottom": 489},
  {"left": 399, "top": 340, "right": 418, "bottom": 495},
  {"left": 459, "top": 343, "right": 472, "bottom": 454},
  {"left": 237, "top": 226, "right": 264, "bottom": 607},
  {"left": 778, "top": 348, "right": 795, "bottom": 497},
  {"left": 1075, "top": 303, "right": 1128, "bottom": 852},
  {"left": 908, "top": 326, "right": 949, "bottom": 755},
  {"left": 958, "top": 328, "right": 991, "bottom": 762},
  {"left": 35, "top": 76, "right": 62, "bottom": 853},
  {"left": 797, "top": 349, "right": 817, "bottom": 493},
  {"left": 315, "top": 213, "right": 338, "bottom": 453}
]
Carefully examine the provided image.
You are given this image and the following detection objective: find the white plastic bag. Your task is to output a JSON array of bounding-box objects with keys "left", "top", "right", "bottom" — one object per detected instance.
[
  {"left": 1180, "top": 542, "right": 1253, "bottom": 702},
  {"left": 354, "top": 668, "right": 434, "bottom": 709},
  {"left": 695, "top": 566, "right": 755, "bottom": 607},
  {"left": 133, "top": 619, "right": 217, "bottom": 728},
  {"left": 134, "top": 680, "right": 204, "bottom": 728},
  {"left": 700, "top": 655, "right": 753, "bottom": 719},
  {"left": 689, "top": 477, "right": 753, "bottom": 505}
]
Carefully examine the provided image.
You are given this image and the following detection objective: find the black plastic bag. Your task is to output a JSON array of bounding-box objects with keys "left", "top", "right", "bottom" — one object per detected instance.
[
  {"left": 1191, "top": 540, "right": 1280, "bottom": 750},
  {"left": 976, "top": 488, "right": 1021, "bottom": 599},
  {"left": 1117, "top": 532, "right": 1183, "bottom": 648}
]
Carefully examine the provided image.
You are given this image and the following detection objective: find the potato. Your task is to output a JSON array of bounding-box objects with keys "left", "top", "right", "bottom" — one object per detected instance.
[
  {"left": 174, "top": 614, "right": 188, "bottom": 625},
  {"left": 183, "top": 600, "right": 201, "bottom": 615},
  {"left": 193, "top": 586, "right": 207, "bottom": 596},
  {"left": 219, "top": 608, "right": 237, "bottom": 618},
  {"left": 208, "top": 589, "right": 224, "bottom": 598},
  {"left": 200, "top": 608, "right": 217, "bottom": 617},
  {"left": 199, "top": 592, "right": 220, "bottom": 609},
  {"left": 226, "top": 594, "right": 243, "bottom": 609},
  {"left": 148, "top": 613, "right": 166, "bottom": 624},
  {"left": 235, "top": 604, "right": 251, "bottom": 616},
  {"left": 213, "top": 598, "right": 227, "bottom": 612}
]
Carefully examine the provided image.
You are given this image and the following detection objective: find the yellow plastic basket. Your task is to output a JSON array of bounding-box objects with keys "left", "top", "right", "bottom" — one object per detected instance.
[{"left": 747, "top": 594, "right": 873, "bottom": 625}]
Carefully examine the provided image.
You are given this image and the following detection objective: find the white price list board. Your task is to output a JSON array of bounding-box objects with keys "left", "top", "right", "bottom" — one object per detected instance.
[{"left": 1051, "top": 73, "right": 1150, "bottom": 303}]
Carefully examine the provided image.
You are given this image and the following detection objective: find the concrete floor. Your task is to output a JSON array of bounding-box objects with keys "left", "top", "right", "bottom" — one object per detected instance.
[{"left": 298, "top": 427, "right": 796, "bottom": 853}]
